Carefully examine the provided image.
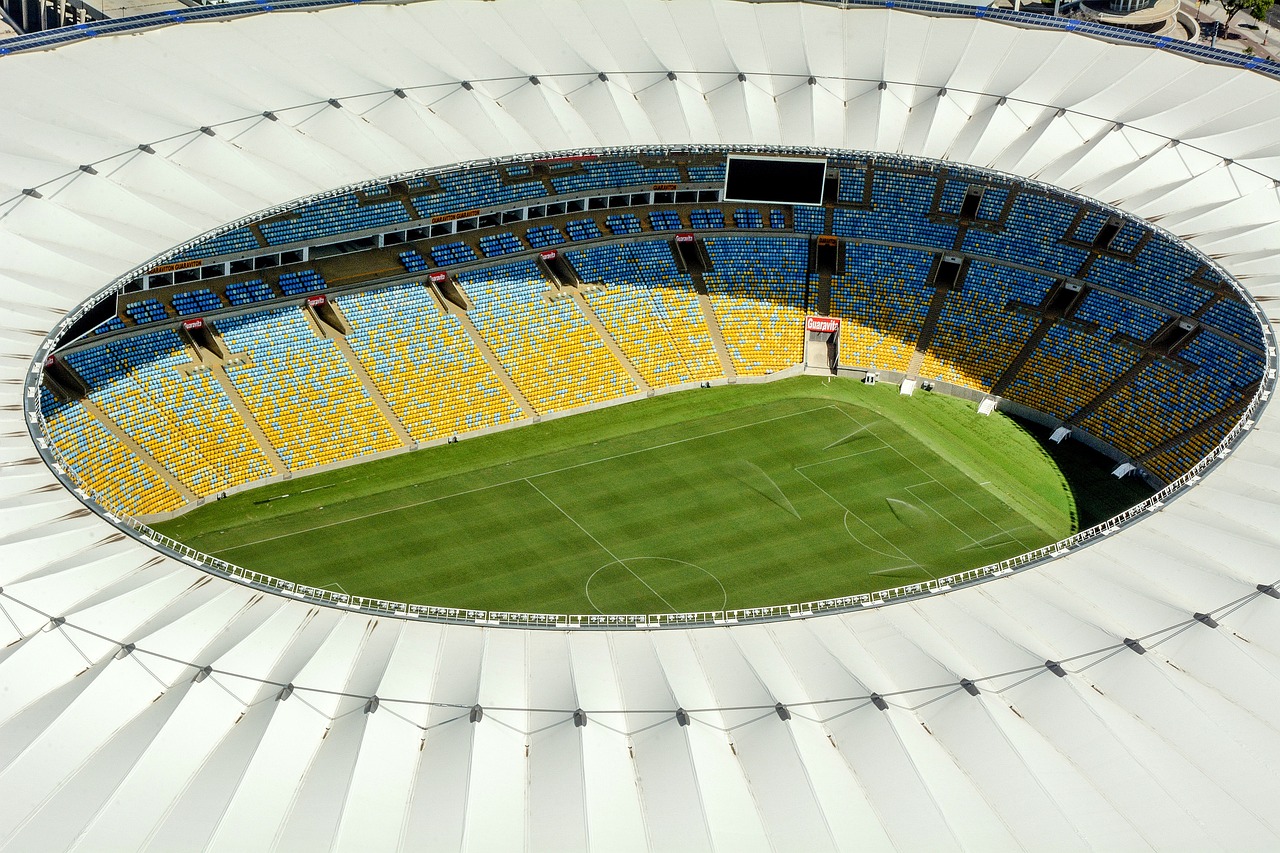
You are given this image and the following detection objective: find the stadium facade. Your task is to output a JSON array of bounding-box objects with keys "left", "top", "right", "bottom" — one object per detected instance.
[{"left": 2, "top": 0, "right": 1280, "bottom": 849}]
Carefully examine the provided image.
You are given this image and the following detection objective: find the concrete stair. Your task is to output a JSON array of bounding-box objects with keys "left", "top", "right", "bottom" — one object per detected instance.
[
  {"left": 319, "top": 303, "right": 415, "bottom": 448},
  {"left": 695, "top": 290, "right": 738, "bottom": 384},
  {"left": 569, "top": 290, "right": 652, "bottom": 395},
  {"left": 79, "top": 400, "right": 198, "bottom": 502}
]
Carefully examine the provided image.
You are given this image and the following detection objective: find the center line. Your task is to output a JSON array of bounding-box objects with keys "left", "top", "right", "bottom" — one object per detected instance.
[{"left": 523, "top": 478, "right": 678, "bottom": 613}]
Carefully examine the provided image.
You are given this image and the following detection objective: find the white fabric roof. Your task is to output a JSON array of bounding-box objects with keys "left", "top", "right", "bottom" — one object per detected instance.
[{"left": 1, "top": 0, "right": 1280, "bottom": 849}]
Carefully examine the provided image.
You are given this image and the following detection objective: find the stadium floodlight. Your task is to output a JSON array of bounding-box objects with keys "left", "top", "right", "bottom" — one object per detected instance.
[
  {"left": 1124, "top": 638, "right": 1146, "bottom": 655},
  {"left": 192, "top": 665, "right": 213, "bottom": 683},
  {"left": 775, "top": 703, "right": 791, "bottom": 721},
  {"left": 870, "top": 694, "right": 888, "bottom": 711},
  {"left": 573, "top": 709, "right": 587, "bottom": 727},
  {"left": 675, "top": 708, "right": 690, "bottom": 726}
]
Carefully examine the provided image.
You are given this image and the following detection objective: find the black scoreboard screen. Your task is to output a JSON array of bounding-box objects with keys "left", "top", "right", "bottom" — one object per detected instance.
[{"left": 723, "top": 155, "right": 827, "bottom": 205}]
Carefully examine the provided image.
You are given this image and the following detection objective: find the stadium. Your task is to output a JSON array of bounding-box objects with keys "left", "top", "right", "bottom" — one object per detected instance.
[{"left": 2, "top": 0, "right": 1280, "bottom": 849}]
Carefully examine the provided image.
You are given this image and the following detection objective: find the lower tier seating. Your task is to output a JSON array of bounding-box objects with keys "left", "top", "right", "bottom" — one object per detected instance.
[
  {"left": 216, "top": 307, "right": 401, "bottom": 470},
  {"left": 831, "top": 244, "right": 933, "bottom": 372},
  {"left": 703, "top": 236, "right": 811, "bottom": 375},
  {"left": 570, "top": 242, "right": 721, "bottom": 389},
  {"left": 335, "top": 284, "right": 523, "bottom": 440},
  {"left": 39, "top": 388, "right": 185, "bottom": 516},
  {"left": 457, "top": 260, "right": 638, "bottom": 413},
  {"left": 63, "top": 329, "right": 275, "bottom": 496},
  {"left": 1002, "top": 325, "right": 1140, "bottom": 422},
  {"left": 919, "top": 261, "right": 1053, "bottom": 389}
]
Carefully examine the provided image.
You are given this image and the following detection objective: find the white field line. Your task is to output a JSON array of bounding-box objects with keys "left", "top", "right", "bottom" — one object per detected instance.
[
  {"left": 831, "top": 406, "right": 1034, "bottom": 552},
  {"left": 905, "top": 484, "right": 984, "bottom": 547},
  {"left": 793, "top": 464, "right": 917, "bottom": 565},
  {"left": 211, "top": 405, "right": 837, "bottom": 554},
  {"left": 523, "top": 479, "right": 678, "bottom": 613}
]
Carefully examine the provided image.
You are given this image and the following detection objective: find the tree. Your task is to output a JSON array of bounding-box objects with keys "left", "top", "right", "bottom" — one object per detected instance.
[{"left": 1220, "top": 0, "right": 1273, "bottom": 26}]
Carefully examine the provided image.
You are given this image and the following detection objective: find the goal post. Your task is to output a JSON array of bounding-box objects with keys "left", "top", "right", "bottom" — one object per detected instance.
[{"left": 805, "top": 315, "right": 840, "bottom": 374}]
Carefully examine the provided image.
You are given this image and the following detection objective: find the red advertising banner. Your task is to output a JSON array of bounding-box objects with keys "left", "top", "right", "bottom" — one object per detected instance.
[
  {"left": 428, "top": 271, "right": 448, "bottom": 283},
  {"left": 539, "top": 250, "right": 558, "bottom": 261},
  {"left": 675, "top": 233, "right": 695, "bottom": 243},
  {"left": 306, "top": 295, "right": 327, "bottom": 307},
  {"left": 806, "top": 316, "right": 841, "bottom": 333},
  {"left": 181, "top": 318, "right": 204, "bottom": 331},
  {"left": 44, "top": 355, "right": 55, "bottom": 367}
]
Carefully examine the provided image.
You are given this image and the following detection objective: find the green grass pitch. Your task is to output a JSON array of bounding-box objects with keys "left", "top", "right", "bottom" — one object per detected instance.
[{"left": 158, "top": 377, "right": 1093, "bottom": 614}]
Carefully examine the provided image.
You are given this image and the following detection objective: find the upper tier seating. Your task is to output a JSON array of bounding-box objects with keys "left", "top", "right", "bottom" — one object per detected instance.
[
  {"left": 570, "top": 241, "right": 721, "bottom": 389},
  {"left": 963, "top": 192, "right": 1088, "bottom": 276},
  {"left": 1085, "top": 246, "right": 1209, "bottom": 316},
  {"left": 549, "top": 159, "right": 680, "bottom": 194},
  {"left": 171, "top": 226, "right": 261, "bottom": 261},
  {"left": 412, "top": 168, "right": 547, "bottom": 218},
  {"left": 831, "top": 171, "right": 957, "bottom": 247},
  {"left": 703, "top": 236, "right": 810, "bottom": 375},
  {"left": 687, "top": 163, "right": 726, "bottom": 183},
  {"left": 457, "top": 260, "right": 637, "bottom": 413},
  {"left": 261, "top": 193, "right": 410, "bottom": 246},
  {"left": 936, "top": 179, "right": 1008, "bottom": 222},
  {"left": 63, "top": 329, "right": 274, "bottom": 496},
  {"left": 335, "top": 283, "right": 522, "bottom": 440},
  {"left": 216, "top": 307, "right": 401, "bottom": 470}
]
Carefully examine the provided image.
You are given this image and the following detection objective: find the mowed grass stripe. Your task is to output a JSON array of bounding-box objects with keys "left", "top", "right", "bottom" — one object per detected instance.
[
  {"left": 157, "top": 379, "right": 1081, "bottom": 613},
  {"left": 206, "top": 404, "right": 832, "bottom": 555}
]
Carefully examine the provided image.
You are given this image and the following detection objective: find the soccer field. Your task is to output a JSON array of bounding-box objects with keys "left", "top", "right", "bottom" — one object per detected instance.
[{"left": 157, "top": 378, "right": 1082, "bottom": 614}]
